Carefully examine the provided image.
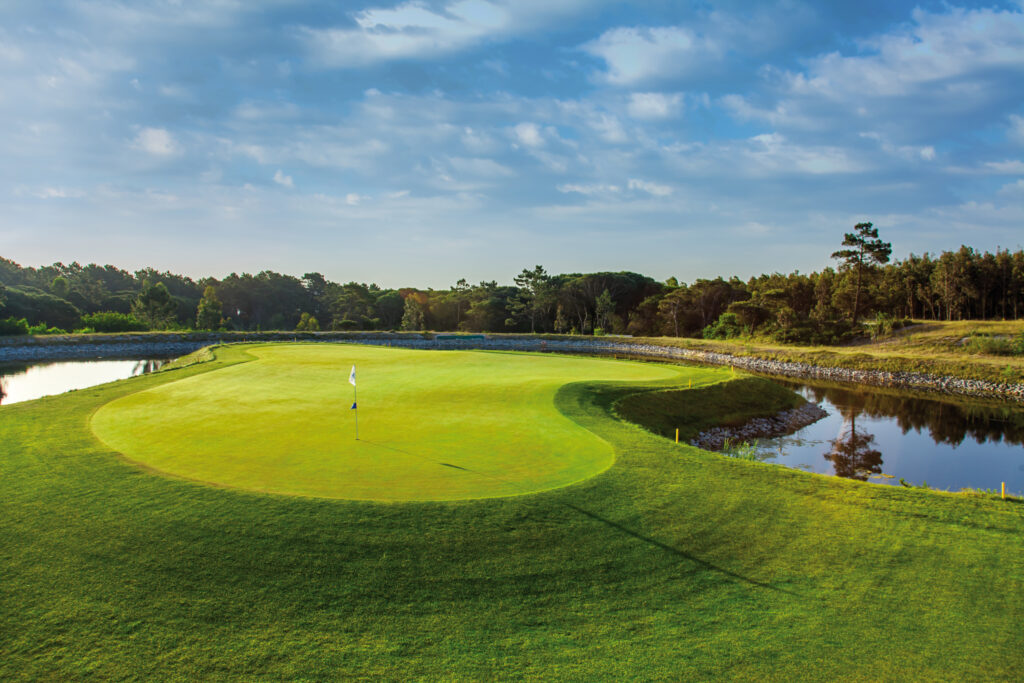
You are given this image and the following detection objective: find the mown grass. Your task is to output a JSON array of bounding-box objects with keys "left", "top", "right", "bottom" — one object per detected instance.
[
  {"left": 614, "top": 376, "right": 805, "bottom": 442},
  {"left": 1, "top": 344, "right": 1023, "bottom": 680},
  {"left": 91, "top": 344, "right": 681, "bottom": 501}
]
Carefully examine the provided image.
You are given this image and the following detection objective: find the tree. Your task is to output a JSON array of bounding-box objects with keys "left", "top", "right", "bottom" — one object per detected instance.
[
  {"left": 295, "top": 312, "right": 320, "bottom": 331},
  {"left": 594, "top": 289, "right": 614, "bottom": 333},
  {"left": 50, "top": 276, "right": 70, "bottom": 299},
  {"left": 831, "top": 222, "right": 892, "bottom": 324},
  {"left": 195, "top": 285, "right": 223, "bottom": 330},
  {"left": 131, "top": 281, "right": 178, "bottom": 330},
  {"left": 401, "top": 296, "right": 425, "bottom": 331},
  {"left": 511, "top": 265, "right": 556, "bottom": 333}
]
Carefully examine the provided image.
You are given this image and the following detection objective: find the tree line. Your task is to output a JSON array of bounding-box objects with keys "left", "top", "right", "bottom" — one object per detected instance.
[{"left": 3, "top": 225, "right": 1024, "bottom": 344}]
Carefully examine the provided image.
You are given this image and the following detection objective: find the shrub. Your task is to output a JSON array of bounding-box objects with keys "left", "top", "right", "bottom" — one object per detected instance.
[
  {"left": 26, "top": 323, "right": 67, "bottom": 335},
  {"left": 81, "top": 311, "right": 148, "bottom": 333},
  {"left": 0, "top": 317, "right": 29, "bottom": 336},
  {"left": 2, "top": 285, "right": 81, "bottom": 330},
  {"left": 965, "top": 333, "right": 1021, "bottom": 357},
  {"left": 703, "top": 312, "right": 743, "bottom": 340}
]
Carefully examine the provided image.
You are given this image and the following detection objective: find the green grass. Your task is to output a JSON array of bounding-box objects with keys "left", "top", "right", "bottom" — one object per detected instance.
[
  {"left": 629, "top": 319, "right": 1024, "bottom": 384},
  {"left": 2, "top": 343, "right": 1024, "bottom": 680},
  {"left": 614, "top": 376, "right": 806, "bottom": 442},
  {"left": 91, "top": 344, "right": 681, "bottom": 500}
]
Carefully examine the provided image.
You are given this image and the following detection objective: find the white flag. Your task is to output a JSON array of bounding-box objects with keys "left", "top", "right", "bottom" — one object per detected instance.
[{"left": 349, "top": 365, "right": 356, "bottom": 386}]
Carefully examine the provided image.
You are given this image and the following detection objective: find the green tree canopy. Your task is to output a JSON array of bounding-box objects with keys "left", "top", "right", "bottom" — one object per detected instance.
[
  {"left": 831, "top": 222, "right": 892, "bottom": 324},
  {"left": 131, "top": 281, "right": 178, "bottom": 330},
  {"left": 196, "top": 285, "right": 223, "bottom": 330}
]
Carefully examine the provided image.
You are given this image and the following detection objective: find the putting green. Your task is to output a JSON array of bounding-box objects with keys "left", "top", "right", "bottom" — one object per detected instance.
[{"left": 90, "top": 344, "right": 680, "bottom": 500}]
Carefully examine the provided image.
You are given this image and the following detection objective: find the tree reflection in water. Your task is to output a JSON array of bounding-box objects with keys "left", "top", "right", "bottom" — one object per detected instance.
[
  {"left": 824, "top": 415, "right": 883, "bottom": 481},
  {"left": 784, "top": 380, "right": 1024, "bottom": 449},
  {"left": 819, "top": 391, "right": 882, "bottom": 480}
]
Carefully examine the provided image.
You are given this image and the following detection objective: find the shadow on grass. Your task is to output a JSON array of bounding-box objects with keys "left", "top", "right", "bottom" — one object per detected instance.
[
  {"left": 561, "top": 503, "right": 800, "bottom": 597},
  {"left": 359, "top": 439, "right": 798, "bottom": 596}
]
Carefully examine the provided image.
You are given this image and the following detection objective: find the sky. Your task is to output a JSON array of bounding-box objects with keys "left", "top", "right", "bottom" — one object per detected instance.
[{"left": 2, "top": 0, "right": 1023, "bottom": 288}]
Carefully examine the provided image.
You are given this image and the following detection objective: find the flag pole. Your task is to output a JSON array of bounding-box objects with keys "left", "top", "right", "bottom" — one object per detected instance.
[{"left": 349, "top": 364, "right": 359, "bottom": 440}]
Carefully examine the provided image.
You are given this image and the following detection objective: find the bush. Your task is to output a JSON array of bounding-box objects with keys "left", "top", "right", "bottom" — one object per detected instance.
[
  {"left": 26, "top": 323, "right": 67, "bottom": 335},
  {"left": 0, "top": 317, "right": 29, "bottom": 336},
  {"left": 81, "top": 311, "right": 149, "bottom": 333},
  {"left": 2, "top": 285, "right": 81, "bottom": 330},
  {"left": 703, "top": 312, "right": 743, "bottom": 340},
  {"left": 965, "top": 332, "right": 1024, "bottom": 357},
  {"left": 333, "top": 319, "right": 360, "bottom": 331}
]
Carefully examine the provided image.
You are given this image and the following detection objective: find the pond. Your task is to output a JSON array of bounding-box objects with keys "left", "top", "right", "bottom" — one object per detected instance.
[
  {"left": 756, "top": 378, "right": 1024, "bottom": 496},
  {"left": 0, "top": 358, "right": 170, "bottom": 406}
]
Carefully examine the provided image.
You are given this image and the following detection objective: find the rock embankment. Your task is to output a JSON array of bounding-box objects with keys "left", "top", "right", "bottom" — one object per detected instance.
[
  {"left": 688, "top": 403, "right": 830, "bottom": 451},
  {"left": 2, "top": 332, "right": 1023, "bottom": 402}
]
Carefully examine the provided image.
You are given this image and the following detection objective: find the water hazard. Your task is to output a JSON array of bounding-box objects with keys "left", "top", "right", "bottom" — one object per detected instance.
[
  {"left": 756, "top": 378, "right": 1024, "bottom": 495},
  {"left": 0, "top": 359, "right": 168, "bottom": 406}
]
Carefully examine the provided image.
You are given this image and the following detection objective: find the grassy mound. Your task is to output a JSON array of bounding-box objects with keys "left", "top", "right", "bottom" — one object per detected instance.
[
  {"left": 1, "top": 344, "right": 1023, "bottom": 680},
  {"left": 614, "top": 376, "right": 805, "bottom": 442},
  {"left": 90, "top": 344, "right": 681, "bottom": 500}
]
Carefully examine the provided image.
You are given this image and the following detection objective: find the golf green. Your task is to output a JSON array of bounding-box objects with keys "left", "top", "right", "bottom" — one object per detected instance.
[{"left": 90, "top": 343, "right": 680, "bottom": 500}]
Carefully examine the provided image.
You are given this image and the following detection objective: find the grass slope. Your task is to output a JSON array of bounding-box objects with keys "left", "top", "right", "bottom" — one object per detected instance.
[
  {"left": 1, "top": 344, "right": 1023, "bottom": 680},
  {"left": 630, "top": 319, "right": 1024, "bottom": 384},
  {"left": 614, "top": 376, "right": 806, "bottom": 442},
  {"left": 90, "top": 344, "right": 681, "bottom": 500}
]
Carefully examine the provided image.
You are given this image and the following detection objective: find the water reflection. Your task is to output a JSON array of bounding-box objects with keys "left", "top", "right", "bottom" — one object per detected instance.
[
  {"left": 782, "top": 381, "right": 1024, "bottom": 448},
  {"left": 757, "top": 378, "right": 1024, "bottom": 493},
  {"left": 0, "top": 358, "right": 168, "bottom": 405},
  {"left": 823, "top": 414, "right": 883, "bottom": 481}
]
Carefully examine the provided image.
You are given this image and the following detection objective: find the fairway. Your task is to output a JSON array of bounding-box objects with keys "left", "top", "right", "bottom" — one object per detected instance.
[{"left": 90, "top": 344, "right": 679, "bottom": 500}]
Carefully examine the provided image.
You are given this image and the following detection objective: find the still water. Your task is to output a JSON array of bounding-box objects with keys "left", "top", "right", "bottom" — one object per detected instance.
[
  {"left": 0, "top": 359, "right": 168, "bottom": 405},
  {"left": 757, "top": 378, "right": 1024, "bottom": 495}
]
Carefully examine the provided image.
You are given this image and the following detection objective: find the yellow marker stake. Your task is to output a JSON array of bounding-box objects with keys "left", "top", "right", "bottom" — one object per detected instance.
[
  {"left": 688, "top": 378, "right": 692, "bottom": 388},
  {"left": 1002, "top": 482, "right": 1006, "bottom": 500},
  {"left": 675, "top": 428, "right": 679, "bottom": 444}
]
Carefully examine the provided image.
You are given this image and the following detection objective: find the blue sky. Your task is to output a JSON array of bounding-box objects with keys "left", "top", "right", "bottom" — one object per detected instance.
[{"left": 2, "top": 0, "right": 1023, "bottom": 287}]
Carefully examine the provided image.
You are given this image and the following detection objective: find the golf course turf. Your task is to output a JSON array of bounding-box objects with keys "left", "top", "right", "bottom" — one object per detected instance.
[
  {"left": 2, "top": 343, "right": 1023, "bottom": 680},
  {"left": 90, "top": 344, "right": 684, "bottom": 500}
]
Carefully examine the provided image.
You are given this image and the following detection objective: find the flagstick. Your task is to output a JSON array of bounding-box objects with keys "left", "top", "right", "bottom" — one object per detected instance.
[{"left": 353, "top": 381, "right": 359, "bottom": 441}]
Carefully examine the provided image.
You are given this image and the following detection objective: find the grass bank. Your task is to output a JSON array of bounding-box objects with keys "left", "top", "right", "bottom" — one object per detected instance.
[
  {"left": 1, "top": 344, "right": 1023, "bottom": 680},
  {"left": 614, "top": 376, "right": 805, "bottom": 442},
  {"left": 629, "top": 319, "right": 1024, "bottom": 384}
]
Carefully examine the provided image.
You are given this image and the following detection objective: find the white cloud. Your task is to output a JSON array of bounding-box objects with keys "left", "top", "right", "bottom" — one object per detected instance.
[
  {"left": 301, "top": 0, "right": 595, "bottom": 66},
  {"left": 858, "top": 132, "right": 937, "bottom": 163},
  {"left": 345, "top": 193, "right": 362, "bottom": 205},
  {"left": 446, "top": 156, "right": 516, "bottom": 178},
  {"left": 987, "top": 160, "right": 1024, "bottom": 174},
  {"left": 999, "top": 179, "right": 1024, "bottom": 196},
  {"left": 22, "top": 186, "right": 86, "bottom": 200},
  {"left": 583, "top": 26, "right": 719, "bottom": 85},
  {"left": 1010, "top": 115, "right": 1024, "bottom": 144},
  {"left": 589, "top": 113, "right": 627, "bottom": 143},
  {"left": 132, "top": 127, "right": 180, "bottom": 156},
  {"left": 745, "top": 133, "right": 863, "bottom": 175},
  {"left": 557, "top": 183, "right": 621, "bottom": 195},
  {"left": 512, "top": 122, "right": 544, "bottom": 148},
  {"left": 627, "top": 92, "right": 682, "bottom": 120},
  {"left": 627, "top": 178, "right": 672, "bottom": 196},
  {"left": 235, "top": 100, "right": 299, "bottom": 121},
  {"left": 273, "top": 169, "right": 294, "bottom": 188}
]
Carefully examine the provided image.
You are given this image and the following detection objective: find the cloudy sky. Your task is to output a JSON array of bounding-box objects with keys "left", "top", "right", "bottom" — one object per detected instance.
[{"left": 2, "top": 1, "right": 1023, "bottom": 287}]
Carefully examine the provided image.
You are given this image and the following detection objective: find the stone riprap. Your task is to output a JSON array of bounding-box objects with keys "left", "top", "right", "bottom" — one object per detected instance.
[
  {"left": 689, "top": 403, "right": 830, "bottom": 451},
  {"left": 2, "top": 332, "right": 1023, "bottom": 402}
]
